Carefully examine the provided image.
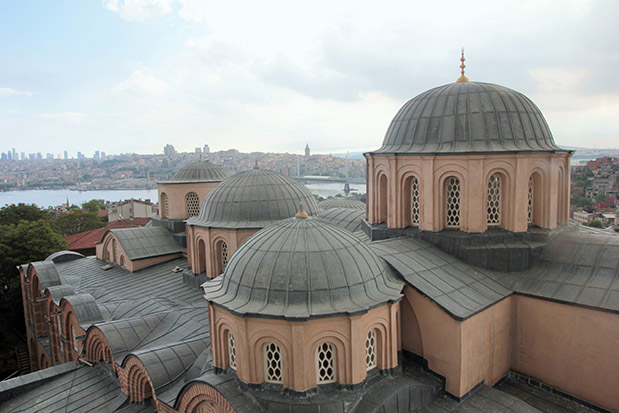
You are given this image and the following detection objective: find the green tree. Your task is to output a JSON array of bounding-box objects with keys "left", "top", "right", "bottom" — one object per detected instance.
[
  {"left": 584, "top": 219, "right": 604, "bottom": 228},
  {"left": 82, "top": 199, "right": 105, "bottom": 212},
  {"left": 53, "top": 210, "right": 106, "bottom": 236},
  {"left": 0, "top": 203, "right": 49, "bottom": 226},
  {"left": 571, "top": 194, "right": 592, "bottom": 208},
  {"left": 0, "top": 219, "right": 67, "bottom": 349},
  {"left": 594, "top": 193, "right": 607, "bottom": 203}
]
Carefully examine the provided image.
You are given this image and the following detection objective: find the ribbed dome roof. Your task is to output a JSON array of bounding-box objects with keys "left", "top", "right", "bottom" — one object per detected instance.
[
  {"left": 188, "top": 168, "right": 319, "bottom": 229},
  {"left": 160, "top": 160, "right": 229, "bottom": 183},
  {"left": 374, "top": 81, "right": 563, "bottom": 155},
  {"left": 202, "top": 216, "right": 402, "bottom": 319},
  {"left": 319, "top": 197, "right": 366, "bottom": 211}
]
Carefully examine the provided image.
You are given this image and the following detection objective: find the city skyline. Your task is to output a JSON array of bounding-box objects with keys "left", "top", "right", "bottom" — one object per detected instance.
[{"left": 1, "top": 1, "right": 618, "bottom": 155}]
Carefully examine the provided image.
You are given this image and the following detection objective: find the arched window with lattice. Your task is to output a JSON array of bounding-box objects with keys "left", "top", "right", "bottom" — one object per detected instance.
[
  {"left": 487, "top": 174, "right": 501, "bottom": 226},
  {"left": 228, "top": 332, "right": 236, "bottom": 370},
  {"left": 316, "top": 342, "right": 336, "bottom": 384},
  {"left": 411, "top": 177, "right": 420, "bottom": 226},
  {"left": 365, "top": 329, "right": 377, "bottom": 371},
  {"left": 185, "top": 192, "right": 200, "bottom": 218},
  {"left": 264, "top": 342, "right": 283, "bottom": 383},
  {"left": 527, "top": 176, "right": 534, "bottom": 224},
  {"left": 161, "top": 192, "right": 169, "bottom": 218},
  {"left": 445, "top": 177, "right": 461, "bottom": 228},
  {"left": 221, "top": 241, "right": 228, "bottom": 270}
]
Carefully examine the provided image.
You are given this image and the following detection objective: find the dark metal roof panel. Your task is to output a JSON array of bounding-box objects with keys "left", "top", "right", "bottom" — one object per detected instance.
[
  {"left": 30, "top": 261, "right": 61, "bottom": 290},
  {"left": 317, "top": 207, "right": 365, "bottom": 233},
  {"left": 318, "top": 198, "right": 366, "bottom": 211},
  {"left": 109, "top": 227, "right": 182, "bottom": 260},
  {"left": 159, "top": 160, "right": 229, "bottom": 183}
]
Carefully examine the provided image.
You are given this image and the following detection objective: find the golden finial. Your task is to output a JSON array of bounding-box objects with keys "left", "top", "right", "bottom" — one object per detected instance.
[
  {"left": 456, "top": 48, "right": 469, "bottom": 83},
  {"left": 295, "top": 202, "right": 308, "bottom": 219},
  {"left": 254, "top": 159, "right": 259, "bottom": 169}
]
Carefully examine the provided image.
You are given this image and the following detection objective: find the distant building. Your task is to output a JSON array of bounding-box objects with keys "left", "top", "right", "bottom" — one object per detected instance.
[
  {"left": 194, "top": 147, "right": 202, "bottom": 153},
  {"left": 164, "top": 144, "right": 176, "bottom": 157},
  {"left": 203, "top": 144, "right": 210, "bottom": 154},
  {"left": 63, "top": 150, "right": 68, "bottom": 160},
  {"left": 305, "top": 143, "right": 310, "bottom": 157},
  {"left": 106, "top": 199, "right": 156, "bottom": 222}
]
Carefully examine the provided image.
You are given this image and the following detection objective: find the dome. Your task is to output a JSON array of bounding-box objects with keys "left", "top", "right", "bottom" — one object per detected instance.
[
  {"left": 160, "top": 160, "right": 229, "bottom": 183},
  {"left": 202, "top": 215, "right": 402, "bottom": 318},
  {"left": 319, "top": 197, "right": 366, "bottom": 211},
  {"left": 188, "top": 168, "right": 319, "bottom": 229},
  {"left": 374, "top": 81, "right": 563, "bottom": 155}
]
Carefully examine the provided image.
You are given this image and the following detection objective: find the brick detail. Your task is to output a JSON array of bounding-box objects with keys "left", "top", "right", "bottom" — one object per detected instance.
[{"left": 177, "top": 383, "right": 234, "bottom": 413}]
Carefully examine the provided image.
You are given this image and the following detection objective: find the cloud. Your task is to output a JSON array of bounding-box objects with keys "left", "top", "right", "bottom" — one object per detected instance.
[
  {"left": 113, "top": 69, "right": 170, "bottom": 97},
  {"left": 103, "top": 0, "right": 173, "bottom": 21},
  {"left": 0, "top": 88, "right": 36, "bottom": 97},
  {"left": 39, "top": 112, "right": 88, "bottom": 124}
]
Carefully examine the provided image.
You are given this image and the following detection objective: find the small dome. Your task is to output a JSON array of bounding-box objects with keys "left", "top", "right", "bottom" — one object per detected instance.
[
  {"left": 160, "top": 160, "right": 229, "bottom": 183},
  {"left": 203, "top": 216, "right": 402, "bottom": 319},
  {"left": 319, "top": 198, "right": 366, "bottom": 211},
  {"left": 188, "top": 168, "right": 319, "bottom": 229},
  {"left": 374, "top": 81, "right": 563, "bottom": 155}
]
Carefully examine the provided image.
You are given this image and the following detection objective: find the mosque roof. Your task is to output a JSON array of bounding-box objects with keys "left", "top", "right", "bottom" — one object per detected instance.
[
  {"left": 317, "top": 207, "right": 365, "bottom": 233},
  {"left": 107, "top": 227, "right": 182, "bottom": 260},
  {"left": 159, "top": 160, "right": 229, "bottom": 184},
  {"left": 187, "top": 167, "right": 319, "bottom": 229},
  {"left": 319, "top": 197, "right": 366, "bottom": 210},
  {"left": 203, "top": 214, "right": 403, "bottom": 319},
  {"left": 372, "top": 81, "right": 566, "bottom": 155}
]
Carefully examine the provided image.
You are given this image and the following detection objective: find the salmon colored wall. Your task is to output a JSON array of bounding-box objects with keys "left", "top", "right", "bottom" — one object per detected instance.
[
  {"left": 157, "top": 182, "right": 219, "bottom": 219},
  {"left": 511, "top": 296, "right": 619, "bottom": 412},
  {"left": 187, "top": 226, "right": 258, "bottom": 277},
  {"left": 366, "top": 153, "right": 571, "bottom": 232},
  {"left": 210, "top": 303, "right": 400, "bottom": 392}
]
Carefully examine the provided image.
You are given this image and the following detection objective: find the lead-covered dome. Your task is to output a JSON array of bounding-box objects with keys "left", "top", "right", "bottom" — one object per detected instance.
[
  {"left": 160, "top": 160, "right": 229, "bottom": 183},
  {"left": 202, "top": 215, "right": 402, "bottom": 318},
  {"left": 188, "top": 168, "right": 319, "bottom": 229},
  {"left": 374, "top": 81, "right": 563, "bottom": 155}
]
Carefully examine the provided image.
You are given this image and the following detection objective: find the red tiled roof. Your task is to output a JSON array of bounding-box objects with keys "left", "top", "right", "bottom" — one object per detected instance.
[
  {"left": 97, "top": 209, "right": 108, "bottom": 218},
  {"left": 64, "top": 219, "right": 151, "bottom": 250}
]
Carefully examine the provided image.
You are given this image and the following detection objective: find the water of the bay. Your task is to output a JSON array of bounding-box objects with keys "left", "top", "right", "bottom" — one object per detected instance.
[{"left": 0, "top": 182, "right": 366, "bottom": 208}]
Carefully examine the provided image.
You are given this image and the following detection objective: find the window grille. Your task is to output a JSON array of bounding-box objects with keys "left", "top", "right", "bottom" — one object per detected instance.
[
  {"left": 228, "top": 332, "right": 236, "bottom": 370},
  {"left": 161, "top": 193, "right": 169, "bottom": 218},
  {"left": 411, "top": 177, "right": 420, "bottom": 225},
  {"left": 221, "top": 241, "right": 228, "bottom": 270},
  {"left": 527, "top": 177, "right": 533, "bottom": 223},
  {"left": 366, "top": 329, "right": 377, "bottom": 370},
  {"left": 487, "top": 174, "right": 501, "bottom": 225},
  {"left": 445, "top": 177, "right": 461, "bottom": 228},
  {"left": 264, "top": 342, "right": 283, "bottom": 383},
  {"left": 186, "top": 192, "right": 200, "bottom": 218},
  {"left": 316, "top": 342, "right": 336, "bottom": 384}
]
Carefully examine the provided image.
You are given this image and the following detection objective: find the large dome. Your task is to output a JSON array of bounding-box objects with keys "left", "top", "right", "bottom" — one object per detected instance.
[
  {"left": 188, "top": 168, "right": 319, "bottom": 229},
  {"left": 160, "top": 160, "right": 229, "bottom": 183},
  {"left": 202, "top": 215, "right": 402, "bottom": 318},
  {"left": 374, "top": 81, "right": 563, "bottom": 155}
]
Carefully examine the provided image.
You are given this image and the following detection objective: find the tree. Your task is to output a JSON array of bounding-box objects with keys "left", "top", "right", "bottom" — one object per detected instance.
[
  {"left": 53, "top": 210, "right": 106, "bottom": 236},
  {"left": 82, "top": 199, "right": 105, "bottom": 212},
  {"left": 584, "top": 219, "right": 604, "bottom": 228},
  {"left": 0, "top": 203, "right": 49, "bottom": 226},
  {"left": 594, "top": 193, "right": 607, "bottom": 204},
  {"left": 0, "top": 219, "right": 67, "bottom": 350}
]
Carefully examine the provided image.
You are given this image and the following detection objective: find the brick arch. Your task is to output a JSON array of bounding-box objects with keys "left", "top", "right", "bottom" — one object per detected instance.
[
  {"left": 362, "top": 318, "right": 391, "bottom": 371},
  {"left": 528, "top": 169, "right": 546, "bottom": 227},
  {"left": 84, "top": 327, "right": 113, "bottom": 363},
  {"left": 123, "top": 356, "right": 155, "bottom": 403},
  {"left": 160, "top": 192, "right": 169, "bottom": 218},
  {"left": 176, "top": 382, "right": 234, "bottom": 413},
  {"left": 249, "top": 330, "right": 293, "bottom": 388},
  {"left": 400, "top": 171, "right": 422, "bottom": 227},
  {"left": 214, "top": 318, "right": 239, "bottom": 370},
  {"left": 438, "top": 172, "right": 465, "bottom": 230},
  {"left": 484, "top": 168, "right": 512, "bottom": 230},
  {"left": 306, "top": 331, "right": 351, "bottom": 386}
]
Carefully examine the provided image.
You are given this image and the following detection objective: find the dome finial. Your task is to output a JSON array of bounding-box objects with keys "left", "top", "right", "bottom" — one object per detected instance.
[
  {"left": 254, "top": 159, "right": 259, "bottom": 169},
  {"left": 457, "top": 48, "right": 469, "bottom": 83},
  {"left": 295, "top": 202, "right": 309, "bottom": 219}
]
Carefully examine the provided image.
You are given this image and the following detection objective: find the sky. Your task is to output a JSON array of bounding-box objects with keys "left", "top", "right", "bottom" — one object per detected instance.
[{"left": 0, "top": 0, "right": 618, "bottom": 157}]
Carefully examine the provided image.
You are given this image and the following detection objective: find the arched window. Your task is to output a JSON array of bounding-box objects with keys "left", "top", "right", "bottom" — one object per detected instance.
[
  {"left": 161, "top": 192, "right": 169, "bottom": 218},
  {"left": 378, "top": 174, "right": 388, "bottom": 223},
  {"left": 220, "top": 241, "right": 228, "bottom": 270},
  {"left": 185, "top": 192, "right": 200, "bottom": 218},
  {"left": 445, "top": 177, "right": 461, "bottom": 228},
  {"left": 527, "top": 176, "right": 534, "bottom": 224},
  {"left": 316, "top": 342, "right": 336, "bottom": 384},
  {"left": 112, "top": 239, "right": 118, "bottom": 262},
  {"left": 365, "top": 329, "right": 377, "bottom": 371},
  {"left": 264, "top": 342, "right": 283, "bottom": 383},
  {"left": 487, "top": 174, "right": 501, "bottom": 226},
  {"left": 228, "top": 332, "right": 236, "bottom": 370},
  {"left": 411, "top": 177, "right": 420, "bottom": 226}
]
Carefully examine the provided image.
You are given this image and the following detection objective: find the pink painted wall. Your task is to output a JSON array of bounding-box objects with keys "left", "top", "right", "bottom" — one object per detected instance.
[
  {"left": 511, "top": 296, "right": 619, "bottom": 412},
  {"left": 366, "top": 152, "right": 571, "bottom": 232},
  {"left": 157, "top": 182, "right": 219, "bottom": 219}
]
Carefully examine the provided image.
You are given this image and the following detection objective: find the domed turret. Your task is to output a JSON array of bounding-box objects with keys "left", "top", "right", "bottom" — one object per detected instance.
[
  {"left": 161, "top": 160, "right": 229, "bottom": 183},
  {"left": 189, "top": 167, "right": 319, "bottom": 229},
  {"left": 203, "top": 212, "right": 402, "bottom": 318},
  {"left": 375, "top": 81, "right": 561, "bottom": 155}
]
